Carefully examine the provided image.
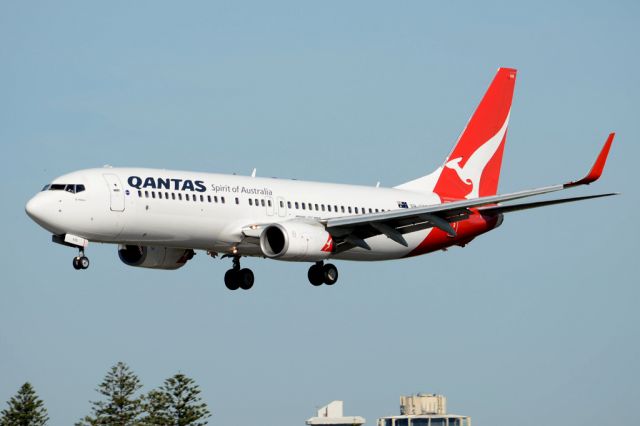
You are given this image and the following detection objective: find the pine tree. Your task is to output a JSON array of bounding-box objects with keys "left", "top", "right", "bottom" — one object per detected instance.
[
  {"left": 0, "top": 382, "right": 49, "bottom": 426},
  {"left": 141, "top": 373, "right": 211, "bottom": 426},
  {"left": 76, "top": 362, "right": 143, "bottom": 426}
]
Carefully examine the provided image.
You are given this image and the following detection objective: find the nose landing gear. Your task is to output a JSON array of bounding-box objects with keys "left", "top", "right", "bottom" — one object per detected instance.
[
  {"left": 52, "top": 234, "right": 90, "bottom": 270},
  {"left": 72, "top": 250, "right": 90, "bottom": 270},
  {"left": 308, "top": 261, "right": 339, "bottom": 286},
  {"left": 223, "top": 255, "right": 254, "bottom": 290}
]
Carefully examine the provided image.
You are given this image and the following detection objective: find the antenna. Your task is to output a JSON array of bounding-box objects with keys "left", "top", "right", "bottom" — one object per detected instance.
[
  {"left": 251, "top": 168, "right": 257, "bottom": 178},
  {"left": 376, "top": 181, "right": 380, "bottom": 188}
]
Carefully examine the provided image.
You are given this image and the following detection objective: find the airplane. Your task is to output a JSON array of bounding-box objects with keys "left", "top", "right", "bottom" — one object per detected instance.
[{"left": 25, "top": 67, "right": 616, "bottom": 290}]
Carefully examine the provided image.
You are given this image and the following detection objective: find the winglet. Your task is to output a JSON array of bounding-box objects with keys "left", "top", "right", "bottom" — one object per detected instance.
[{"left": 565, "top": 132, "right": 615, "bottom": 188}]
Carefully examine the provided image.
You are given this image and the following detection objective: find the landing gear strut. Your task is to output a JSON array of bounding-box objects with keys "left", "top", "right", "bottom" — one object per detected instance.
[
  {"left": 308, "top": 261, "right": 338, "bottom": 286},
  {"left": 224, "top": 256, "right": 254, "bottom": 291},
  {"left": 72, "top": 249, "right": 90, "bottom": 270}
]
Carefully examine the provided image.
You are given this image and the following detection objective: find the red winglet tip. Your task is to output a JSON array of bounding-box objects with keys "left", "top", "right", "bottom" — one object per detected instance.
[{"left": 566, "top": 133, "right": 615, "bottom": 187}]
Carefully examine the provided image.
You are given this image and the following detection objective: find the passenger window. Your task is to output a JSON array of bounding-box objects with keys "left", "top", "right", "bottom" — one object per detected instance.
[
  {"left": 152, "top": 192, "right": 156, "bottom": 199},
  {"left": 355, "top": 207, "right": 359, "bottom": 214},
  {"left": 214, "top": 196, "right": 218, "bottom": 203},
  {"left": 172, "top": 193, "right": 176, "bottom": 200},
  {"left": 314, "top": 203, "right": 319, "bottom": 210},
  {"left": 200, "top": 195, "right": 204, "bottom": 202},
  {"left": 301, "top": 203, "right": 306, "bottom": 210},
  {"left": 249, "top": 199, "right": 253, "bottom": 206},
  {"left": 260, "top": 199, "right": 265, "bottom": 207},
  {"left": 185, "top": 194, "right": 190, "bottom": 201},
  {"left": 138, "top": 190, "right": 142, "bottom": 197},
  {"left": 341, "top": 206, "right": 345, "bottom": 213},
  {"left": 369, "top": 208, "right": 373, "bottom": 213},
  {"left": 178, "top": 193, "right": 182, "bottom": 200},
  {"left": 287, "top": 201, "right": 291, "bottom": 209},
  {"left": 268, "top": 200, "right": 272, "bottom": 207},
  {"left": 254, "top": 198, "right": 259, "bottom": 206},
  {"left": 235, "top": 197, "right": 239, "bottom": 205},
  {"left": 193, "top": 195, "right": 197, "bottom": 202},
  {"left": 321, "top": 204, "right": 325, "bottom": 211},
  {"left": 375, "top": 208, "right": 379, "bottom": 213},
  {"left": 295, "top": 202, "right": 299, "bottom": 209},
  {"left": 221, "top": 196, "right": 225, "bottom": 203},
  {"left": 279, "top": 200, "right": 284, "bottom": 208},
  {"left": 207, "top": 195, "right": 211, "bottom": 202}
]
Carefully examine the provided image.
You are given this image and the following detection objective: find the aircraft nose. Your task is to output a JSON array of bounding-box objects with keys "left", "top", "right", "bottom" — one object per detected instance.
[
  {"left": 26, "top": 192, "right": 70, "bottom": 235},
  {"left": 25, "top": 195, "right": 44, "bottom": 220}
]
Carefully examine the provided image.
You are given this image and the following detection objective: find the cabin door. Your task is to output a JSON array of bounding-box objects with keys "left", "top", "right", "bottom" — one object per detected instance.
[{"left": 103, "top": 173, "right": 125, "bottom": 212}]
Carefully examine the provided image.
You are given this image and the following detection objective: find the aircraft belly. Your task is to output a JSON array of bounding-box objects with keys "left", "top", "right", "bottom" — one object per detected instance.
[{"left": 116, "top": 210, "right": 223, "bottom": 249}]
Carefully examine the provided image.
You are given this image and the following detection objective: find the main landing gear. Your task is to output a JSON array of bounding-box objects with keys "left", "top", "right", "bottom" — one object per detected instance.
[
  {"left": 224, "top": 256, "right": 254, "bottom": 291},
  {"left": 72, "top": 249, "right": 90, "bottom": 270},
  {"left": 308, "top": 261, "right": 339, "bottom": 286},
  {"left": 221, "top": 257, "right": 339, "bottom": 290}
]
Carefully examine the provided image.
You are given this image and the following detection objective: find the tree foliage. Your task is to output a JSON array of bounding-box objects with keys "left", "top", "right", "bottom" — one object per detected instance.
[
  {"left": 142, "top": 374, "right": 211, "bottom": 426},
  {"left": 76, "top": 362, "right": 143, "bottom": 426},
  {"left": 0, "top": 382, "right": 49, "bottom": 426}
]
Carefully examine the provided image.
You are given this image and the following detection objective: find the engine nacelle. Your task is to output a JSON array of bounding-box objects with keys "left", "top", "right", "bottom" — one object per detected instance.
[
  {"left": 118, "top": 245, "right": 194, "bottom": 270},
  {"left": 260, "top": 221, "right": 333, "bottom": 261}
]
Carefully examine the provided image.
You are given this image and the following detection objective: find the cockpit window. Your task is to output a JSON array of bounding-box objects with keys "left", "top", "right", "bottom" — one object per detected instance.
[{"left": 46, "top": 184, "right": 86, "bottom": 194}]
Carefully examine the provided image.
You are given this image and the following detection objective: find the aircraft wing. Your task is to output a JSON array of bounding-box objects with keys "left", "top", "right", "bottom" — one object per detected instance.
[
  {"left": 477, "top": 192, "right": 617, "bottom": 215},
  {"left": 323, "top": 133, "right": 615, "bottom": 252}
]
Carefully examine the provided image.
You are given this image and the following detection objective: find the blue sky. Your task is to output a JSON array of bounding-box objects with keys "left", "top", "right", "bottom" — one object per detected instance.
[{"left": 1, "top": 1, "right": 638, "bottom": 425}]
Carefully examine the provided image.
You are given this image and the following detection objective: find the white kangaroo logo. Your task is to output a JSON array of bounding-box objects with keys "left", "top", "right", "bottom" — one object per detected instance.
[{"left": 445, "top": 112, "right": 510, "bottom": 199}]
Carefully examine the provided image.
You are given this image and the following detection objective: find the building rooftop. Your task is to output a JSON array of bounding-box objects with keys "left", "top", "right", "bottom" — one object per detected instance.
[{"left": 306, "top": 400, "right": 365, "bottom": 426}]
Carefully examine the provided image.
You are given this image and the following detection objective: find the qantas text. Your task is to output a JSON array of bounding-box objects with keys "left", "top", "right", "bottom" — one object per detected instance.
[{"left": 127, "top": 176, "right": 206, "bottom": 192}]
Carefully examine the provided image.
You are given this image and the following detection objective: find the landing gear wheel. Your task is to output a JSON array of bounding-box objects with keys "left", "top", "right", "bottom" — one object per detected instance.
[
  {"left": 308, "top": 263, "right": 324, "bottom": 286},
  {"left": 72, "top": 257, "right": 82, "bottom": 270},
  {"left": 238, "top": 268, "right": 254, "bottom": 290},
  {"left": 79, "top": 256, "right": 90, "bottom": 270},
  {"left": 224, "top": 269, "right": 240, "bottom": 290},
  {"left": 223, "top": 256, "right": 255, "bottom": 291},
  {"left": 323, "top": 263, "right": 338, "bottom": 285}
]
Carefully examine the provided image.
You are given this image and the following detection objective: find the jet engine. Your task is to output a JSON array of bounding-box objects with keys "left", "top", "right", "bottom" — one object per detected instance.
[
  {"left": 259, "top": 221, "right": 333, "bottom": 261},
  {"left": 118, "top": 245, "right": 195, "bottom": 270}
]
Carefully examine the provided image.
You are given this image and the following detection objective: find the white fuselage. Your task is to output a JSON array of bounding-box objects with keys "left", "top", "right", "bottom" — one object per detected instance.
[{"left": 26, "top": 167, "right": 442, "bottom": 261}]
